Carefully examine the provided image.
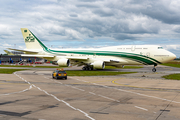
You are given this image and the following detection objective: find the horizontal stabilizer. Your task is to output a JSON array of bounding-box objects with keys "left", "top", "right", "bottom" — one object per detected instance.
[
  {"left": 4, "top": 50, "right": 14, "bottom": 55},
  {"left": 7, "top": 48, "right": 39, "bottom": 54}
]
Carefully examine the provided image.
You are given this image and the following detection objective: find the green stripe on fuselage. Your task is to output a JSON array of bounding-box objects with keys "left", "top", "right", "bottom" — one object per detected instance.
[{"left": 47, "top": 49, "right": 161, "bottom": 65}]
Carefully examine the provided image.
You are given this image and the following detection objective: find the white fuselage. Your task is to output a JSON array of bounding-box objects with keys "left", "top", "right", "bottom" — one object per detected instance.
[{"left": 35, "top": 45, "right": 176, "bottom": 67}]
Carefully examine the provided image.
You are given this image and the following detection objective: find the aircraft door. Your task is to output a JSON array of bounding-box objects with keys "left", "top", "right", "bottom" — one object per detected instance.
[
  {"left": 146, "top": 52, "right": 150, "bottom": 57},
  {"left": 93, "top": 53, "right": 96, "bottom": 58},
  {"left": 131, "top": 45, "right": 136, "bottom": 52}
]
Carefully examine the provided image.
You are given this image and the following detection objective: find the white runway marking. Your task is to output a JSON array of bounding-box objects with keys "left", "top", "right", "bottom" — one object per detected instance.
[
  {"left": 71, "top": 86, "right": 85, "bottom": 91},
  {"left": 135, "top": 106, "right": 148, "bottom": 111},
  {"left": 74, "top": 77, "right": 180, "bottom": 104},
  {"left": 14, "top": 73, "right": 95, "bottom": 120},
  {"left": 44, "top": 76, "right": 63, "bottom": 84},
  {"left": 98, "top": 95, "right": 120, "bottom": 102},
  {"left": 89, "top": 92, "right": 96, "bottom": 95},
  {"left": 45, "top": 76, "right": 121, "bottom": 102},
  {"left": 0, "top": 85, "right": 32, "bottom": 96}
]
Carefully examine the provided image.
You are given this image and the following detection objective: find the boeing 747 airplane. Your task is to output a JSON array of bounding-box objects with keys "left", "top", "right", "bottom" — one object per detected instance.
[{"left": 8, "top": 28, "right": 176, "bottom": 72}]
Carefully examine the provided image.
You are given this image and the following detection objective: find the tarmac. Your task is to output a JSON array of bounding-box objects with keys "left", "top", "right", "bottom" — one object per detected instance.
[{"left": 0, "top": 65, "right": 180, "bottom": 120}]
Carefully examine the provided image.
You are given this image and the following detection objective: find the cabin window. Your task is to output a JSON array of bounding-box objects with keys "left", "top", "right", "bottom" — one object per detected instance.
[
  {"left": 154, "top": 55, "right": 169, "bottom": 57},
  {"left": 158, "top": 47, "right": 163, "bottom": 49}
]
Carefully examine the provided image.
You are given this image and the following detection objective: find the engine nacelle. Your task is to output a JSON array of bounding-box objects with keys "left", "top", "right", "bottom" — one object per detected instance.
[
  {"left": 93, "top": 61, "right": 105, "bottom": 69},
  {"left": 57, "top": 59, "right": 70, "bottom": 67}
]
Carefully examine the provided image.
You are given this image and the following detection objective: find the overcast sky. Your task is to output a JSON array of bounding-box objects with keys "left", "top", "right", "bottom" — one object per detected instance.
[{"left": 0, "top": 0, "right": 180, "bottom": 57}]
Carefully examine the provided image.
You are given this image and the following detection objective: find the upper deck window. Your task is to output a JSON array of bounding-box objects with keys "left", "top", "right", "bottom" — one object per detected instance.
[{"left": 158, "top": 47, "right": 163, "bottom": 49}]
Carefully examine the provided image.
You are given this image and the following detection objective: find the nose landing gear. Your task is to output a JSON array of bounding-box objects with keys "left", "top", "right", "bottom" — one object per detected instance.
[
  {"left": 152, "top": 67, "right": 156, "bottom": 72},
  {"left": 152, "top": 64, "right": 157, "bottom": 72}
]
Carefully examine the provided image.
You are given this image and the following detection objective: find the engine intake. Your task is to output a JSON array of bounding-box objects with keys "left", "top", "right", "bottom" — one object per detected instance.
[{"left": 57, "top": 59, "right": 70, "bottom": 67}]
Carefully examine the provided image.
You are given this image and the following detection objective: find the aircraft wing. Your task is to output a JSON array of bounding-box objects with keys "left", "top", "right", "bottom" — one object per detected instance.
[
  {"left": 91, "top": 58, "right": 127, "bottom": 63},
  {"left": 7, "top": 48, "right": 39, "bottom": 54},
  {"left": 66, "top": 56, "right": 89, "bottom": 60},
  {"left": 21, "top": 54, "right": 55, "bottom": 58},
  {"left": 21, "top": 55, "right": 89, "bottom": 60},
  {"left": 108, "top": 58, "right": 128, "bottom": 63},
  {"left": 66, "top": 56, "right": 127, "bottom": 62},
  {"left": 66, "top": 56, "right": 127, "bottom": 63},
  {"left": 68, "top": 57, "right": 127, "bottom": 67}
]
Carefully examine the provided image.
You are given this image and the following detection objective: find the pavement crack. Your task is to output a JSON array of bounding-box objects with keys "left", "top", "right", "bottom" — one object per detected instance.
[{"left": 155, "top": 92, "right": 180, "bottom": 120}]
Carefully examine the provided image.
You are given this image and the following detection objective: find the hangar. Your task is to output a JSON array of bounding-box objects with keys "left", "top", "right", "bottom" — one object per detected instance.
[{"left": 0, "top": 54, "right": 43, "bottom": 64}]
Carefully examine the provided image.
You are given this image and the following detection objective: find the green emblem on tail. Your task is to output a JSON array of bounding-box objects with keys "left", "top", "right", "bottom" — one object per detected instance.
[{"left": 25, "top": 34, "right": 35, "bottom": 42}]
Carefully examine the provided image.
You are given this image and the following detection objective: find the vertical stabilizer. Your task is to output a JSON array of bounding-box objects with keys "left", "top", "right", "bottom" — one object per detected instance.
[{"left": 21, "top": 28, "right": 48, "bottom": 50}]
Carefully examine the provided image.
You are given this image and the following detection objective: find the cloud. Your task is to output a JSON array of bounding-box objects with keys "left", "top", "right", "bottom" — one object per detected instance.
[
  {"left": 0, "top": 0, "right": 180, "bottom": 57},
  {"left": 163, "top": 45, "right": 180, "bottom": 50}
]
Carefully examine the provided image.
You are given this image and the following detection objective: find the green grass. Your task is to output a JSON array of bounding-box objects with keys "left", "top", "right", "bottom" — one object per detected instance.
[
  {"left": 162, "top": 61, "right": 180, "bottom": 68},
  {"left": 162, "top": 74, "right": 180, "bottom": 80},
  {"left": 0, "top": 69, "right": 136, "bottom": 76},
  {"left": 161, "top": 61, "right": 180, "bottom": 80},
  {"left": 105, "top": 66, "right": 143, "bottom": 69},
  {"left": 0, "top": 69, "right": 28, "bottom": 74},
  {"left": 162, "top": 63, "right": 180, "bottom": 68},
  {"left": 0, "top": 65, "right": 143, "bottom": 69},
  {"left": 66, "top": 71, "right": 136, "bottom": 76}
]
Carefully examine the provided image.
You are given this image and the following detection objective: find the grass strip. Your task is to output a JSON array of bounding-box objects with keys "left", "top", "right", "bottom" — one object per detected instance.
[
  {"left": 162, "top": 74, "right": 180, "bottom": 80},
  {"left": 105, "top": 66, "right": 143, "bottom": 69},
  {"left": 162, "top": 63, "right": 180, "bottom": 68},
  {"left": 0, "top": 69, "right": 28, "bottom": 74},
  {"left": 0, "top": 65, "right": 143, "bottom": 69},
  {"left": 66, "top": 71, "right": 136, "bottom": 76}
]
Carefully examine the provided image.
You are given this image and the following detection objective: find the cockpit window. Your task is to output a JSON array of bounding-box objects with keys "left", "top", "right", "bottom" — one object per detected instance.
[{"left": 158, "top": 47, "right": 163, "bottom": 49}]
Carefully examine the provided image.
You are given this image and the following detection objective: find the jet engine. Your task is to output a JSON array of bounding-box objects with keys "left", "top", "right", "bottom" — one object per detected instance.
[
  {"left": 93, "top": 61, "right": 105, "bottom": 69},
  {"left": 57, "top": 59, "right": 70, "bottom": 67}
]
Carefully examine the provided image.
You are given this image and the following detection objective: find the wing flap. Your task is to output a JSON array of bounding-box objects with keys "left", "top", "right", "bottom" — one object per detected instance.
[
  {"left": 104, "top": 58, "right": 128, "bottom": 63},
  {"left": 66, "top": 56, "right": 88, "bottom": 60},
  {"left": 7, "top": 48, "right": 39, "bottom": 54}
]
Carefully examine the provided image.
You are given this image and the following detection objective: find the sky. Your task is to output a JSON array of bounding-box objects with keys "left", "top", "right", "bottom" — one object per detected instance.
[{"left": 0, "top": 0, "right": 180, "bottom": 57}]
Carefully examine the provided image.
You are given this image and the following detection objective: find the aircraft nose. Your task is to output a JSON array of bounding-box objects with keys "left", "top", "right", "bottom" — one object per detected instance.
[{"left": 170, "top": 52, "right": 176, "bottom": 60}]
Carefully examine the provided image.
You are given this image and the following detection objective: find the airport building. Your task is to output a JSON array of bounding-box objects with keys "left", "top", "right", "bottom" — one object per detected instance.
[{"left": 0, "top": 54, "right": 44, "bottom": 64}]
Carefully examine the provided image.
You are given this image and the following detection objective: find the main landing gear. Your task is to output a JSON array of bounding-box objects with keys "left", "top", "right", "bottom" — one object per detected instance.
[
  {"left": 82, "top": 65, "right": 93, "bottom": 70},
  {"left": 152, "top": 64, "right": 157, "bottom": 72}
]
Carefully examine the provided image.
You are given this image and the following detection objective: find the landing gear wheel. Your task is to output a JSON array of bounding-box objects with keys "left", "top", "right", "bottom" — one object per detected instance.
[
  {"left": 87, "top": 66, "right": 93, "bottom": 70},
  {"left": 82, "top": 66, "right": 93, "bottom": 71},
  {"left": 152, "top": 68, "right": 156, "bottom": 72},
  {"left": 82, "top": 67, "right": 86, "bottom": 70}
]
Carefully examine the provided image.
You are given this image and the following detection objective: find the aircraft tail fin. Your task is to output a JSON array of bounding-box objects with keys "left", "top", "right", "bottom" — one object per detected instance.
[{"left": 21, "top": 28, "right": 48, "bottom": 50}]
